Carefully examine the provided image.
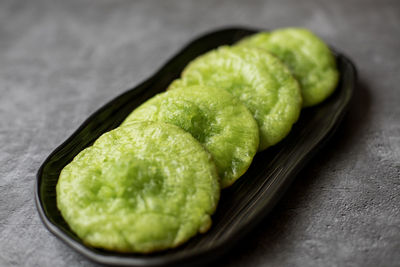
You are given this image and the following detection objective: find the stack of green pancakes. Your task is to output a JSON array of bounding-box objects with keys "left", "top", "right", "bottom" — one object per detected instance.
[{"left": 57, "top": 27, "right": 339, "bottom": 253}]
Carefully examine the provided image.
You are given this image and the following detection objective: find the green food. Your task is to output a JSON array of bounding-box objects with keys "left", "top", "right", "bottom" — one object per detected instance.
[
  {"left": 57, "top": 27, "right": 340, "bottom": 254},
  {"left": 171, "top": 45, "right": 302, "bottom": 151},
  {"left": 56, "top": 121, "right": 220, "bottom": 253},
  {"left": 122, "top": 85, "right": 259, "bottom": 188},
  {"left": 237, "top": 28, "right": 339, "bottom": 107}
]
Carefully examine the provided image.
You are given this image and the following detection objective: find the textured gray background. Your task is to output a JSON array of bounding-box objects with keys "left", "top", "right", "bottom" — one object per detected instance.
[{"left": 1, "top": 0, "right": 399, "bottom": 266}]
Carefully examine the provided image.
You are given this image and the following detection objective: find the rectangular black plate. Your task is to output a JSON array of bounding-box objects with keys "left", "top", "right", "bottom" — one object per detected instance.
[{"left": 35, "top": 27, "right": 356, "bottom": 266}]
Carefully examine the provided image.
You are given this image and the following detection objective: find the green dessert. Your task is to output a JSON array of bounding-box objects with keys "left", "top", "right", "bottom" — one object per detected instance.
[
  {"left": 122, "top": 85, "right": 259, "bottom": 188},
  {"left": 237, "top": 28, "right": 339, "bottom": 107},
  {"left": 56, "top": 121, "right": 220, "bottom": 253},
  {"left": 56, "top": 27, "right": 340, "bottom": 254},
  {"left": 171, "top": 46, "right": 302, "bottom": 151}
]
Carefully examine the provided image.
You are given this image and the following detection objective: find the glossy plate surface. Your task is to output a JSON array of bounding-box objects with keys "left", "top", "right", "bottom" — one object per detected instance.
[{"left": 35, "top": 27, "right": 357, "bottom": 266}]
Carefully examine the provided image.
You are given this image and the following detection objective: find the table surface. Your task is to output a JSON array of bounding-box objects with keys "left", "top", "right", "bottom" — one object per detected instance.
[{"left": 1, "top": 0, "right": 399, "bottom": 266}]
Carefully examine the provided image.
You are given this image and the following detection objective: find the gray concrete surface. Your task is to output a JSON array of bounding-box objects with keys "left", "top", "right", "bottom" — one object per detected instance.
[{"left": 0, "top": 0, "right": 399, "bottom": 266}]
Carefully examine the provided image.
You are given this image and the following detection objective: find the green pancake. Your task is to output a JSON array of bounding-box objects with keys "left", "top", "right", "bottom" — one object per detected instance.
[
  {"left": 122, "top": 85, "right": 259, "bottom": 188},
  {"left": 172, "top": 46, "right": 302, "bottom": 151},
  {"left": 237, "top": 28, "right": 339, "bottom": 107},
  {"left": 56, "top": 121, "right": 220, "bottom": 253}
]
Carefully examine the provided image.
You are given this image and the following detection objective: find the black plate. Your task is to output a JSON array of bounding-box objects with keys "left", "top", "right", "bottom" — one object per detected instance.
[{"left": 35, "top": 27, "right": 357, "bottom": 266}]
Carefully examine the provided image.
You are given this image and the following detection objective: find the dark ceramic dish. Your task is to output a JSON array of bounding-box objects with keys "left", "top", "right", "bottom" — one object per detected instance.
[{"left": 35, "top": 27, "right": 357, "bottom": 266}]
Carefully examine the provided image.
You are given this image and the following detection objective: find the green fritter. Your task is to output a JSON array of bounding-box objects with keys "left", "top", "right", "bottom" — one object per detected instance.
[
  {"left": 122, "top": 85, "right": 259, "bottom": 188},
  {"left": 56, "top": 121, "right": 220, "bottom": 253},
  {"left": 171, "top": 46, "right": 302, "bottom": 151},
  {"left": 237, "top": 28, "right": 339, "bottom": 107}
]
